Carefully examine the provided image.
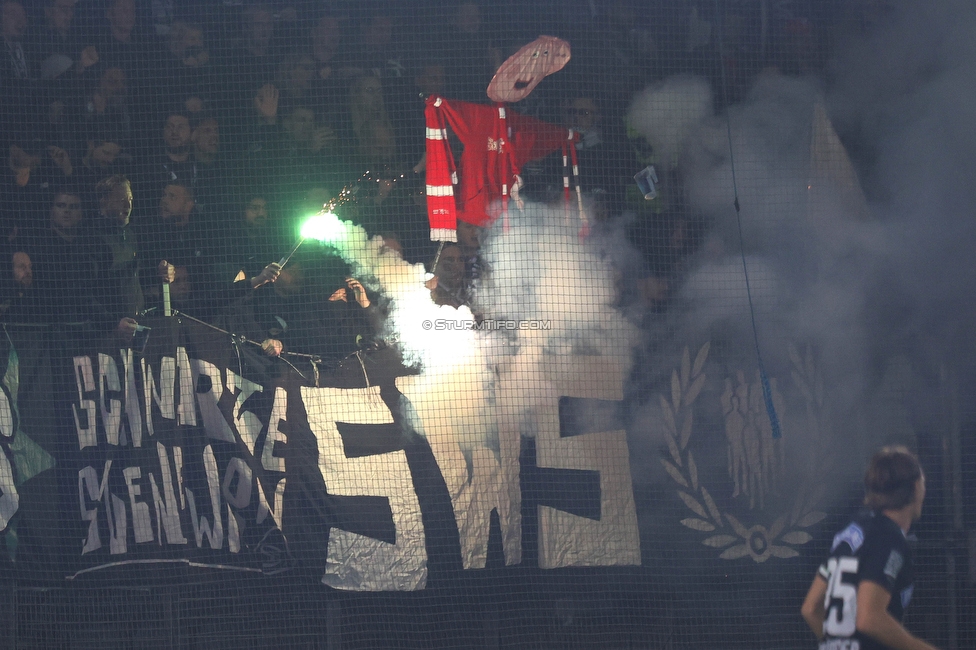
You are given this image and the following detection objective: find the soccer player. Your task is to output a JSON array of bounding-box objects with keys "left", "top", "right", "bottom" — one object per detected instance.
[{"left": 801, "top": 445, "right": 940, "bottom": 650}]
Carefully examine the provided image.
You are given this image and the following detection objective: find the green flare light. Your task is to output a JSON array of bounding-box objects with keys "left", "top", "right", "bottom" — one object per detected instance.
[{"left": 300, "top": 212, "right": 345, "bottom": 243}]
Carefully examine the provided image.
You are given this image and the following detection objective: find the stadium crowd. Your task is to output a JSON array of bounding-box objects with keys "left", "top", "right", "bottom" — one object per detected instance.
[{"left": 0, "top": 0, "right": 884, "bottom": 362}]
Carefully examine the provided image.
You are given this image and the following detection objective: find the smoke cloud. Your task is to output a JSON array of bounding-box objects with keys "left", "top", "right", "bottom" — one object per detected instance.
[
  {"left": 624, "top": 0, "right": 976, "bottom": 505},
  {"left": 320, "top": 203, "right": 638, "bottom": 457},
  {"left": 325, "top": 0, "right": 976, "bottom": 529}
]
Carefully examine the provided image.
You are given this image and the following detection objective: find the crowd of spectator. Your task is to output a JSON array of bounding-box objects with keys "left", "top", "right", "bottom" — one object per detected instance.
[{"left": 0, "top": 0, "right": 888, "bottom": 366}]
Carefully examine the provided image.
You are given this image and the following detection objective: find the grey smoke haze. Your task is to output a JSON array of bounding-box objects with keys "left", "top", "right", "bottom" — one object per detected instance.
[
  {"left": 327, "top": 0, "right": 973, "bottom": 530},
  {"left": 825, "top": 0, "right": 976, "bottom": 448},
  {"left": 678, "top": 72, "right": 885, "bottom": 405},
  {"left": 830, "top": 0, "right": 976, "bottom": 338},
  {"left": 320, "top": 204, "right": 637, "bottom": 457},
  {"left": 474, "top": 205, "right": 639, "bottom": 362},
  {"left": 624, "top": 0, "right": 976, "bottom": 498}
]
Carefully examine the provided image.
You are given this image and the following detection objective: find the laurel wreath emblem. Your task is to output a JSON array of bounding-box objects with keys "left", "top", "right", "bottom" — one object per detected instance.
[{"left": 661, "top": 343, "right": 828, "bottom": 562}]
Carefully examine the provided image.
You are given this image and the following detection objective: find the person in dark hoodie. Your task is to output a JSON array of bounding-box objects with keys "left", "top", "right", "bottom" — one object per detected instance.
[
  {"left": 81, "top": 173, "right": 142, "bottom": 339},
  {"left": 17, "top": 185, "right": 95, "bottom": 324}
]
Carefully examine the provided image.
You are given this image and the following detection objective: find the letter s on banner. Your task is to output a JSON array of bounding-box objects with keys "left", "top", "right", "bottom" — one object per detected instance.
[
  {"left": 73, "top": 356, "right": 97, "bottom": 449},
  {"left": 534, "top": 355, "right": 641, "bottom": 569},
  {"left": 303, "top": 386, "right": 427, "bottom": 592}
]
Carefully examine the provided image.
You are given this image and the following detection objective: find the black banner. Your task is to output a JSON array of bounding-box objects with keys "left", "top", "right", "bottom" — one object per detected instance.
[{"left": 0, "top": 317, "right": 641, "bottom": 590}]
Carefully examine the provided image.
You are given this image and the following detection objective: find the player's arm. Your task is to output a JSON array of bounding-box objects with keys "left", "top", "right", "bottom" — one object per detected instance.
[
  {"left": 856, "top": 580, "right": 940, "bottom": 650},
  {"left": 801, "top": 574, "right": 827, "bottom": 640}
]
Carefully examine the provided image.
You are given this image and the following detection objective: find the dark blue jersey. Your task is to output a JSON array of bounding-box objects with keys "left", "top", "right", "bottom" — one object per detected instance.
[{"left": 817, "top": 510, "right": 915, "bottom": 650}]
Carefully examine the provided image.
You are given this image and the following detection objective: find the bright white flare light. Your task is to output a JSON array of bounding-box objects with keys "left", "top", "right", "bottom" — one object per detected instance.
[{"left": 300, "top": 212, "right": 345, "bottom": 243}]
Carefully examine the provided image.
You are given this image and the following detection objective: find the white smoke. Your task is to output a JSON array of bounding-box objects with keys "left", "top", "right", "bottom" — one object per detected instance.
[
  {"left": 617, "top": 67, "right": 912, "bottom": 493},
  {"left": 830, "top": 0, "right": 976, "bottom": 335},
  {"left": 318, "top": 219, "right": 493, "bottom": 455},
  {"left": 675, "top": 72, "right": 897, "bottom": 406},
  {"left": 324, "top": 202, "right": 639, "bottom": 452},
  {"left": 625, "top": 0, "right": 976, "bottom": 489},
  {"left": 472, "top": 203, "right": 641, "bottom": 437},
  {"left": 475, "top": 204, "right": 639, "bottom": 358},
  {"left": 625, "top": 76, "right": 713, "bottom": 169}
]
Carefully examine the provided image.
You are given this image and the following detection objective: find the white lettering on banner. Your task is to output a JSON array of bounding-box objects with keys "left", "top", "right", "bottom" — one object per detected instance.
[
  {"left": 185, "top": 445, "right": 223, "bottom": 549},
  {"left": 530, "top": 356, "right": 640, "bottom": 569},
  {"left": 175, "top": 348, "right": 196, "bottom": 427},
  {"left": 173, "top": 446, "right": 185, "bottom": 509},
  {"left": 304, "top": 385, "right": 427, "bottom": 592},
  {"left": 256, "top": 477, "right": 285, "bottom": 530},
  {"left": 106, "top": 491, "right": 127, "bottom": 555},
  {"left": 65, "top": 349, "right": 643, "bottom": 574},
  {"left": 191, "top": 359, "right": 235, "bottom": 443},
  {"left": 78, "top": 460, "right": 130, "bottom": 554},
  {"left": 98, "top": 353, "right": 122, "bottom": 445},
  {"left": 222, "top": 457, "right": 252, "bottom": 509},
  {"left": 396, "top": 376, "right": 522, "bottom": 569},
  {"left": 157, "top": 356, "right": 176, "bottom": 419},
  {"left": 78, "top": 464, "right": 107, "bottom": 553},
  {"left": 142, "top": 356, "right": 172, "bottom": 426},
  {"left": 80, "top": 351, "right": 200, "bottom": 447},
  {"left": 142, "top": 350, "right": 192, "bottom": 426},
  {"left": 227, "top": 505, "right": 241, "bottom": 553},
  {"left": 228, "top": 371, "right": 264, "bottom": 455},
  {"left": 149, "top": 443, "right": 188, "bottom": 545},
  {"left": 222, "top": 455, "right": 244, "bottom": 551},
  {"left": 73, "top": 356, "right": 97, "bottom": 449},
  {"left": 255, "top": 389, "right": 286, "bottom": 531},
  {"left": 79, "top": 449, "right": 278, "bottom": 555},
  {"left": 72, "top": 351, "right": 297, "bottom": 559},
  {"left": 121, "top": 350, "right": 143, "bottom": 447},
  {"left": 261, "top": 387, "right": 287, "bottom": 473},
  {"left": 123, "top": 466, "right": 154, "bottom": 543}
]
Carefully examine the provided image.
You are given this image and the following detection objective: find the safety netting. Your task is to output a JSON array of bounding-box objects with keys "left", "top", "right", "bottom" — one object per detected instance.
[{"left": 0, "top": 0, "right": 973, "bottom": 648}]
